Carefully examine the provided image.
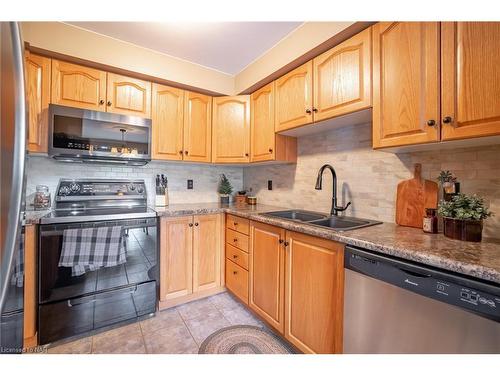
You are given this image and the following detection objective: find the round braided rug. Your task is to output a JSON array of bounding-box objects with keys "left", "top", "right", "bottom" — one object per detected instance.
[{"left": 199, "top": 325, "right": 294, "bottom": 354}]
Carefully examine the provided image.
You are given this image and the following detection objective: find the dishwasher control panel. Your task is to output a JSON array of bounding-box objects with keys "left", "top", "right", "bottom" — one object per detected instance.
[{"left": 345, "top": 246, "right": 500, "bottom": 322}]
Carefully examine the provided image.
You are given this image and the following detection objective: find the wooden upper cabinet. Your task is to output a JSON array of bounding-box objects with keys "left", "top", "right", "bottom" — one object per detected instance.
[
  {"left": 106, "top": 73, "right": 152, "bottom": 117},
  {"left": 159, "top": 216, "right": 193, "bottom": 301},
  {"left": 51, "top": 59, "right": 106, "bottom": 111},
  {"left": 284, "top": 231, "right": 344, "bottom": 354},
  {"left": 251, "top": 83, "right": 275, "bottom": 162},
  {"left": 313, "top": 27, "right": 372, "bottom": 122},
  {"left": 183, "top": 91, "right": 212, "bottom": 162},
  {"left": 212, "top": 95, "right": 250, "bottom": 163},
  {"left": 25, "top": 52, "right": 51, "bottom": 153},
  {"left": 275, "top": 61, "right": 313, "bottom": 132},
  {"left": 441, "top": 22, "right": 500, "bottom": 140},
  {"left": 249, "top": 222, "right": 285, "bottom": 334},
  {"left": 152, "top": 83, "right": 184, "bottom": 161},
  {"left": 372, "top": 22, "right": 440, "bottom": 148},
  {"left": 193, "top": 214, "right": 221, "bottom": 292}
]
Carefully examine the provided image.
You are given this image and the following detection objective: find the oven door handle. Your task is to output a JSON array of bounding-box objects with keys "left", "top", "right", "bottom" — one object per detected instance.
[{"left": 67, "top": 285, "right": 139, "bottom": 307}]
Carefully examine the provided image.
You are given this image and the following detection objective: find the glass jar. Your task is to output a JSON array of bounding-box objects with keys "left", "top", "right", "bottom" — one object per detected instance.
[
  {"left": 423, "top": 208, "right": 438, "bottom": 234},
  {"left": 34, "top": 185, "right": 51, "bottom": 210}
]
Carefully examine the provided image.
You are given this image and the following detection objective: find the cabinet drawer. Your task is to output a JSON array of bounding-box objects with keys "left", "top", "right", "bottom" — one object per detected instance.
[
  {"left": 225, "top": 259, "right": 248, "bottom": 304},
  {"left": 226, "top": 228, "right": 249, "bottom": 253},
  {"left": 226, "top": 214, "right": 249, "bottom": 235},
  {"left": 226, "top": 244, "right": 249, "bottom": 270}
]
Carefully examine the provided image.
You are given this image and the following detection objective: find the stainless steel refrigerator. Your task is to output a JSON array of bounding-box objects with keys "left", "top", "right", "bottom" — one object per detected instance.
[{"left": 0, "top": 22, "right": 27, "bottom": 354}]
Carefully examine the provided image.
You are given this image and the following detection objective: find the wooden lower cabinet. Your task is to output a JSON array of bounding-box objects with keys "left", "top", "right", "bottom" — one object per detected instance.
[
  {"left": 249, "top": 222, "right": 285, "bottom": 333},
  {"left": 159, "top": 214, "right": 223, "bottom": 308},
  {"left": 247, "top": 219, "right": 345, "bottom": 354},
  {"left": 284, "top": 231, "right": 344, "bottom": 354}
]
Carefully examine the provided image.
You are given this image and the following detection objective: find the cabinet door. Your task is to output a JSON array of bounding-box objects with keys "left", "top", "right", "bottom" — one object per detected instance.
[
  {"left": 249, "top": 222, "right": 285, "bottom": 333},
  {"left": 25, "top": 52, "right": 51, "bottom": 153},
  {"left": 284, "top": 231, "right": 344, "bottom": 354},
  {"left": 106, "top": 73, "right": 152, "bottom": 117},
  {"left": 313, "top": 27, "right": 372, "bottom": 122},
  {"left": 183, "top": 91, "right": 212, "bottom": 162},
  {"left": 372, "top": 22, "right": 440, "bottom": 148},
  {"left": 441, "top": 22, "right": 500, "bottom": 140},
  {"left": 51, "top": 59, "right": 106, "bottom": 111},
  {"left": 159, "top": 216, "right": 193, "bottom": 301},
  {"left": 193, "top": 214, "right": 222, "bottom": 292},
  {"left": 275, "top": 61, "right": 313, "bottom": 132},
  {"left": 212, "top": 95, "right": 250, "bottom": 163},
  {"left": 251, "top": 83, "right": 276, "bottom": 162},
  {"left": 151, "top": 83, "right": 184, "bottom": 161}
]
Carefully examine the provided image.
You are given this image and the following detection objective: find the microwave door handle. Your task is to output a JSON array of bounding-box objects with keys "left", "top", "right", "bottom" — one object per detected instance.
[{"left": 0, "top": 22, "right": 27, "bottom": 314}]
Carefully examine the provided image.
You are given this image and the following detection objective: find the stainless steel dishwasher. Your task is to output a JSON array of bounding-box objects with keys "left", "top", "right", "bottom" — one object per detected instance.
[{"left": 343, "top": 246, "right": 500, "bottom": 354}]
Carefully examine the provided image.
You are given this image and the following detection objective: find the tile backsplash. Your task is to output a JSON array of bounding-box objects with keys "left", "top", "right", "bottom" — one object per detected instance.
[
  {"left": 25, "top": 155, "right": 243, "bottom": 208},
  {"left": 243, "top": 123, "right": 500, "bottom": 239}
]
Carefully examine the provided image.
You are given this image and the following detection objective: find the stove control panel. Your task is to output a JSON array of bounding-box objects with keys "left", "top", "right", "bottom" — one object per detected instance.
[{"left": 56, "top": 179, "right": 147, "bottom": 198}]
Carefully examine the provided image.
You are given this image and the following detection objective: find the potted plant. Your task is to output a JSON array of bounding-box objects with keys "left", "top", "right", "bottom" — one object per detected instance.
[
  {"left": 437, "top": 170, "right": 459, "bottom": 201},
  {"left": 218, "top": 174, "right": 233, "bottom": 204},
  {"left": 437, "top": 193, "right": 493, "bottom": 242}
]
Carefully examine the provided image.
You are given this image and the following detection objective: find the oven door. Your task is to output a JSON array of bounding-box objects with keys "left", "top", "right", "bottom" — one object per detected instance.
[{"left": 39, "top": 217, "right": 158, "bottom": 304}]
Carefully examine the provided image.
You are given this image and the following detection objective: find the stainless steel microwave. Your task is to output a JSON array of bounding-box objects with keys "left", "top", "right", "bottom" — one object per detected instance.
[{"left": 48, "top": 104, "right": 152, "bottom": 166}]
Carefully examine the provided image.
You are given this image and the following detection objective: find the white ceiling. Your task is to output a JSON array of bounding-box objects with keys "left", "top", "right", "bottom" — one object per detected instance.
[{"left": 66, "top": 22, "right": 303, "bottom": 75}]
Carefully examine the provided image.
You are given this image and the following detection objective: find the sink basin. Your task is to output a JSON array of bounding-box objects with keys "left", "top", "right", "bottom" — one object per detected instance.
[
  {"left": 261, "top": 210, "right": 328, "bottom": 222},
  {"left": 308, "top": 216, "right": 382, "bottom": 231}
]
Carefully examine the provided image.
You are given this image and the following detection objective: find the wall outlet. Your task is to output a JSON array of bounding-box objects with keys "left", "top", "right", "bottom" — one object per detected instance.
[
  {"left": 268, "top": 180, "right": 273, "bottom": 190},
  {"left": 187, "top": 179, "right": 193, "bottom": 189}
]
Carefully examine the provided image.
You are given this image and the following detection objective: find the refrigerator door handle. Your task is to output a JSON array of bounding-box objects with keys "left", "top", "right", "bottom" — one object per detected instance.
[{"left": 0, "top": 22, "right": 26, "bottom": 314}]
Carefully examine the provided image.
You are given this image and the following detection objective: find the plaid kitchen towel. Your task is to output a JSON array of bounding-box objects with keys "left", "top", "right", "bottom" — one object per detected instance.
[
  {"left": 59, "top": 226, "right": 127, "bottom": 276},
  {"left": 10, "top": 234, "right": 24, "bottom": 287}
]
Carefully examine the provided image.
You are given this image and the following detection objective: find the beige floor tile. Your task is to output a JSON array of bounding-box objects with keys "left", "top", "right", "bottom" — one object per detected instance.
[
  {"left": 92, "top": 322, "right": 146, "bottom": 354},
  {"left": 219, "top": 305, "right": 264, "bottom": 327},
  {"left": 143, "top": 324, "right": 199, "bottom": 354},
  {"left": 183, "top": 311, "right": 231, "bottom": 346},
  {"left": 208, "top": 292, "right": 242, "bottom": 310},
  {"left": 140, "top": 308, "right": 184, "bottom": 335},
  {"left": 47, "top": 337, "right": 92, "bottom": 354},
  {"left": 175, "top": 297, "right": 220, "bottom": 321}
]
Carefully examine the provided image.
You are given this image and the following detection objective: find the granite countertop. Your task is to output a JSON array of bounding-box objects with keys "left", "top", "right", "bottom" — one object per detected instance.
[{"left": 26, "top": 203, "right": 500, "bottom": 284}]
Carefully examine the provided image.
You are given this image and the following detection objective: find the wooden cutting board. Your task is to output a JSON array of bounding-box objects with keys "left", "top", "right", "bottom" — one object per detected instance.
[{"left": 396, "top": 164, "right": 438, "bottom": 228}]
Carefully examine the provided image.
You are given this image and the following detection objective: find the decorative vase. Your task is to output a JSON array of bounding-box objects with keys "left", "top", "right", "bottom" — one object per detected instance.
[
  {"left": 220, "top": 195, "right": 230, "bottom": 204},
  {"left": 442, "top": 217, "right": 483, "bottom": 242}
]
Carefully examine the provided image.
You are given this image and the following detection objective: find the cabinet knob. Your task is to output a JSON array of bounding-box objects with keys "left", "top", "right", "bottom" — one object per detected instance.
[
  {"left": 268, "top": 148, "right": 273, "bottom": 153},
  {"left": 233, "top": 222, "right": 238, "bottom": 226},
  {"left": 279, "top": 239, "right": 284, "bottom": 244},
  {"left": 188, "top": 223, "right": 193, "bottom": 227},
  {"left": 179, "top": 150, "right": 183, "bottom": 155},
  {"left": 305, "top": 109, "right": 312, "bottom": 114},
  {"left": 245, "top": 153, "right": 249, "bottom": 157},
  {"left": 233, "top": 271, "right": 238, "bottom": 275},
  {"left": 233, "top": 254, "right": 238, "bottom": 259},
  {"left": 185, "top": 150, "right": 189, "bottom": 155},
  {"left": 312, "top": 107, "right": 318, "bottom": 113},
  {"left": 107, "top": 101, "right": 112, "bottom": 106},
  {"left": 284, "top": 241, "right": 290, "bottom": 247},
  {"left": 194, "top": 222, "right": 199, "bottom": 226},
  {"left": 443, "top": 116, "right": 453, "bottom": 124},
  {"left": 233, "top": 238, "right": 238, "bottom": 242},
  {"left": 99, "top": 99, "right": 105, "bottom": 105},
  {"left": 427, "top": 119, "right": 436, "bottom": 126}
]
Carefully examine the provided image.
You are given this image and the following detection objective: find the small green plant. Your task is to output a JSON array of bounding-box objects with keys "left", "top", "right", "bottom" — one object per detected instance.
[
  {"left": 218, "top": 174, "right": 233, "bottom": 196},
  {"left": 438, "top": 193, "right": 493, "bottom": 221},
  {"left": 437, "top": 170, "right": 457, "bottom": 185}
]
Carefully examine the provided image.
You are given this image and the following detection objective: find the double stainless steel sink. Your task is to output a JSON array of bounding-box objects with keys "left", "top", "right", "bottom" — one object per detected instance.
[{"left": 260, "top": 210, "right": 382, "bottom": 231}]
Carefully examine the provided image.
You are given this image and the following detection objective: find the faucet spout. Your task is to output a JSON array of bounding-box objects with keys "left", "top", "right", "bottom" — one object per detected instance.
[{"left": 315, "top": 164, "right": 351, "bottom": 216}]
